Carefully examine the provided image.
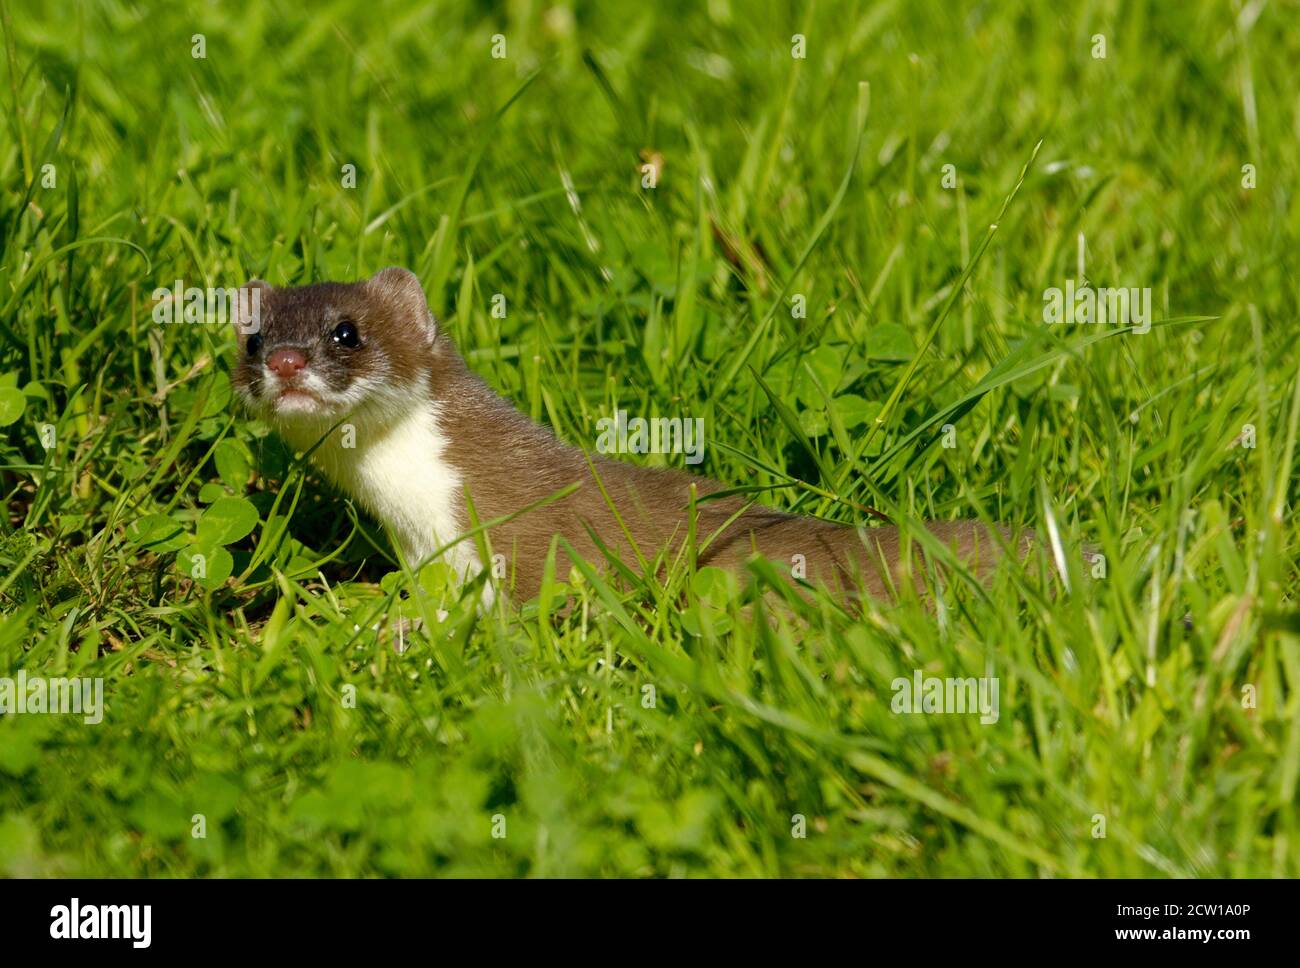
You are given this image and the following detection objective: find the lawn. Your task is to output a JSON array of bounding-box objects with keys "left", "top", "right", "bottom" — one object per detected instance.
[{"left": 0, "top": 0, "right": 1296, "bottom": 877}]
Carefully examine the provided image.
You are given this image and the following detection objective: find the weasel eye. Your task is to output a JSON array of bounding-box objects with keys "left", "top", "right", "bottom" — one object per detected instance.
[
  {"left": 246, "top": 333, "right": 263, "bottom": 356},
  {"left": 331, "top": 320, "right": 359, "bottom": 348}
]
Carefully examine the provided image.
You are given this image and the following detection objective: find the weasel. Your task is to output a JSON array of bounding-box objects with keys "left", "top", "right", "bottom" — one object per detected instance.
[{"left": 230, "top": 268, "right": 1029, "bottom": 606}]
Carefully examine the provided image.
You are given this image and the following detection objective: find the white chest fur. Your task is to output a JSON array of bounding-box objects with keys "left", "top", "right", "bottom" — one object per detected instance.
[{"left": 279, "top": 400, "right": 483, "bottom": 587}]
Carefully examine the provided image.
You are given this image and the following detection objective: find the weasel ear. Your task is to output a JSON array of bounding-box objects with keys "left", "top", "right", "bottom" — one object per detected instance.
[
  {"left": 367, "top": 267, "right": 436, "bottom": 341},
  {"left": 234, "top": 279, "right": 271, "bottom": 336}
]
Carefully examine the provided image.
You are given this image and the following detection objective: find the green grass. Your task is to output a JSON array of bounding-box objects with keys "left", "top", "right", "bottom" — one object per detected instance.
[{"left": 1, "top": 0, "right": 1297, "bottom": 877}]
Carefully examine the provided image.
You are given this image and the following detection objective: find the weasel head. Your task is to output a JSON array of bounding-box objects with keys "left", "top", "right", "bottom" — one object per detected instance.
[{"left": 230, "top": 267, "right": 438, "bottom": 432}]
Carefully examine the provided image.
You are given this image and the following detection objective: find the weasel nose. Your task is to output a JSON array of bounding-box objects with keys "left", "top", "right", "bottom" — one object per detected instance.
[{"left": 266, "top": 347, "right": 307, "bottom": 378}]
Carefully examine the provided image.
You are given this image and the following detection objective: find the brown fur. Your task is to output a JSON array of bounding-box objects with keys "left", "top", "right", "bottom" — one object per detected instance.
[
  {"left": 232, "top": 268, "right": 1032, "bottom": 605},
  {"left": 428, "top": 336, "right": 1027, "bottom": 601}
]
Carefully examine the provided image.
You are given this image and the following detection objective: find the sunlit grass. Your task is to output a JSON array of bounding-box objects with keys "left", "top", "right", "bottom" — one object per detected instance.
[{"left": 0, "top": 0, "right": 1296, "bottom": 876}]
